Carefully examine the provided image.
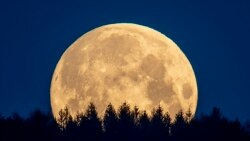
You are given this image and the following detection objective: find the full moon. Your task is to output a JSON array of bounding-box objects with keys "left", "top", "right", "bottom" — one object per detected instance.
[{"left": 50, "top": 23, "right": 198, "bottom": 120}]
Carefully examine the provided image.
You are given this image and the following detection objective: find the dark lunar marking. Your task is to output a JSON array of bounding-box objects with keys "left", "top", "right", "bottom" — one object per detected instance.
[
  {"left": 104, "top": 75, "right": 113, "bottom": 87},
  {"left": 169, "top": 102, "right": 182, "bottom": 116},
  {"left": 147, "top": 80, "right": 175, "bottom": 105},
  {"left": 127, "top": 70, "right": 142, "bottom": 82},
  {"left": 68, "top": 98, "right": 80, "bottom": 112},
  {"left": 86, "top": 86, "right": 98, "bottom": 97},
  {"left": 55, "top": 76, "right": 58, "bottom": 81},
  {"left": 104, "top": 74, "right": 121, "bottom": 88},
  {"left": 141, "top": 54, "right": 166, "bottom": 80},
  {"left": 182, "top": 83, "right": 193, "bottom": 99}
]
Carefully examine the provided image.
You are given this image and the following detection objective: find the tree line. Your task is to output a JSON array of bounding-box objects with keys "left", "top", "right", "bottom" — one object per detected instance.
[{"left": 0, "top": 102, "right": 250, "bottom": 141}]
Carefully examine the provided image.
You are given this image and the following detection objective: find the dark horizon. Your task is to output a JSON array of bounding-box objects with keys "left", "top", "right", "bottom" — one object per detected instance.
[
  {"left": 0, "top": 102, "right": 249, "bottom": 141},
  {"left": 0, "top": 102, "right": 250, "bottom": 124}
]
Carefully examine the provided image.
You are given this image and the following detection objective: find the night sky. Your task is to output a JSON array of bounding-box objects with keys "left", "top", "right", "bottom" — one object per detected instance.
[{"left": 0, "top": 0, "right": 250, "bottom": 121}]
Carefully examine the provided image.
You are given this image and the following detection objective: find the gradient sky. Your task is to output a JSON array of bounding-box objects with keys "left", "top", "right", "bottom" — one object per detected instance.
[{"left": 0, "top": 0, "right": 250, "bottom": 121}]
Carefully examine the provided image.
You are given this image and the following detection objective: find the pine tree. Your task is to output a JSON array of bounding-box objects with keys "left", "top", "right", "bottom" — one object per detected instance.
[
  {"left": 131, "top": 106, "right": 140, "bottom": 125},
  {"left": 185, "top": 108, "right": 193, "bottom": 123},
  {"left": 84, "top": 103, "right": 103, "bottom": 141},
  {"left": 150, "top": 105, "right": 167, "bottom": 141},
  {"left": 103, "top": 103, "right": 118, "bottom": 141},
  {"left": 57, "top": 106, "right": 72, "bottom": 130},
  {"left": 172, "top": 110, "right": 187, "bottom": 140},
  {"left": 139, "top": 111, "right": 150, "bottom": 129},
  {"left": 138, "top": 111, "right": 150, "bottom": 141},
  {"left": 131, "top": 106, "right": 140, "bottom": 141},
  {"left": 75, "top": 111, "right": 84, "bottom": 126},
  {"left": 163, "top": 112, "right": 172, "bottom": 137},
  {"left": 117, "top": 102, "right": 133, "bottom": 141}
]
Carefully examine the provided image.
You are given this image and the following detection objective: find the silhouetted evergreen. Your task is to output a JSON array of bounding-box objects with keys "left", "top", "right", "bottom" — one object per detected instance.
[
  {"left": 138, "top": 110, "right": 150, "bottom": 141},
  {"left": 57, "top": 106, "right": 72, "bottom": 130},
  {"left": 172, "top": 110, "right": 188, "bottom": 140},
  {"left": 150, "top": 105, "right": 169, "bottom": 141},
  {"left": 84, "top": 103, "right": 103, "bottom": 141},
  {"left": 103, "top": 103, "right": 118, "bottom": 141},
  {"left": 117, "top": 102, "right": 134, "bottom": 141},
  {"left": 0, "top": 104, "right": 249, "bottom": 141}
]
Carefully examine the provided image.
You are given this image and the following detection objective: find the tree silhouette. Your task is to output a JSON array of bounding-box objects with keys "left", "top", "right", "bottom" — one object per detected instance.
[
  {"left": 0, "top": 113, "right": 4, "bottom": 140},
  {"left": 163, "top": 112, "right": 172, "bottom": 136},
  {"left": 117, "top": 102, "right": 133, "bottom": 141},
  {"left": 84, "top": 103, "right": 103, "bottom": 141},
  {"left": 138, "top": 110, "right": 150, "bottom": 141},
  {"left": 57, "top": 106, "right": 72, "bottom": 130},
  {"left": 244, "top": 120, "right": 250, "bottom": 136},
  {"left": 185, "top": 108, "right": 193, "bottom": 123},
  {"left": 0, "top": 103, "right": 249, "bottom": 141},
  {"left": 26, "top": 110, "right": 51, "bottom": 141},
  {"left": 6, "top": 113, "right": 26, "bottom": 140},
  {"left": 131, "top": 106, "right": 141, "bottom": 141},
  {"left": 172, "top": 110, "right": 187, "bottom": 140},
  {"left": 75, "top": 111, "right": 84, "bottom": 126},
  {"left": 150, "top": 105, "right": 169, "bottom": 141},
  {"left": 74, "top": 111, "right": 88, "bottom": 141},
  {"left": 131, "top": 106, "right": 140, "bottom": 124},
  {"left": 103, "top": 103, "right": 118, "bottom": 141}
]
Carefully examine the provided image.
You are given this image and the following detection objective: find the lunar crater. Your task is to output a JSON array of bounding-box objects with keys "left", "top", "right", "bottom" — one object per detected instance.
[
  {"left": 147, "top": 79, "right": 175, "bottom": 105},
  {"left": 182, "top": 83, "right": 193, "bottom": 99},
  {"left": 141, "top": 54, "right": 166, "bottom": 80}
]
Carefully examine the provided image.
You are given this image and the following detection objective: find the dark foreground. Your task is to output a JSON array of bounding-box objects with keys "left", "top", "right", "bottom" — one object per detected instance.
[{"left": 0, "top": 103, "right": 249, "bottom": 141}]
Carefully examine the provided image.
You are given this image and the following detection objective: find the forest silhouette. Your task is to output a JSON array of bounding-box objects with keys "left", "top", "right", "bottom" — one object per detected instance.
[{"left": 0, "top": 102, "right": 249, "bottom": 141}]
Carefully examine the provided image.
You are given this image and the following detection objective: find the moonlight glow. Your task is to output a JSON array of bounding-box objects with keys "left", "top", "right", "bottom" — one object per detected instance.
[{"left": 50, "top": 23, "right": 198, "bottom": 120}]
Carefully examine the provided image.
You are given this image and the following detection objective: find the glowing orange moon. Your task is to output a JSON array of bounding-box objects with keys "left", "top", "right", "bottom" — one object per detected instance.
[{"left": 50, "top": 23, "right": 198, "bottom": 119}]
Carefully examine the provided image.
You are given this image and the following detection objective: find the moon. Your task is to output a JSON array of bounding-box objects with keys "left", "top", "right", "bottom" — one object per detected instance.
[{"left": 50, "top": 23, "right": 198, "bottom": 120}]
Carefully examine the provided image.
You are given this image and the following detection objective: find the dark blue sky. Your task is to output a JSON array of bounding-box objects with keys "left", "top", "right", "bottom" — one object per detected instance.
[{"left": 0, "top": 0, "right": 250, "bottom": 121}]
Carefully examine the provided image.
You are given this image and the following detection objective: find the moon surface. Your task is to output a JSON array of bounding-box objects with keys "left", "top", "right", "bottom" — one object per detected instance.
[{"left": 50, "top": 23, "right": 198, "bottom": 120}]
